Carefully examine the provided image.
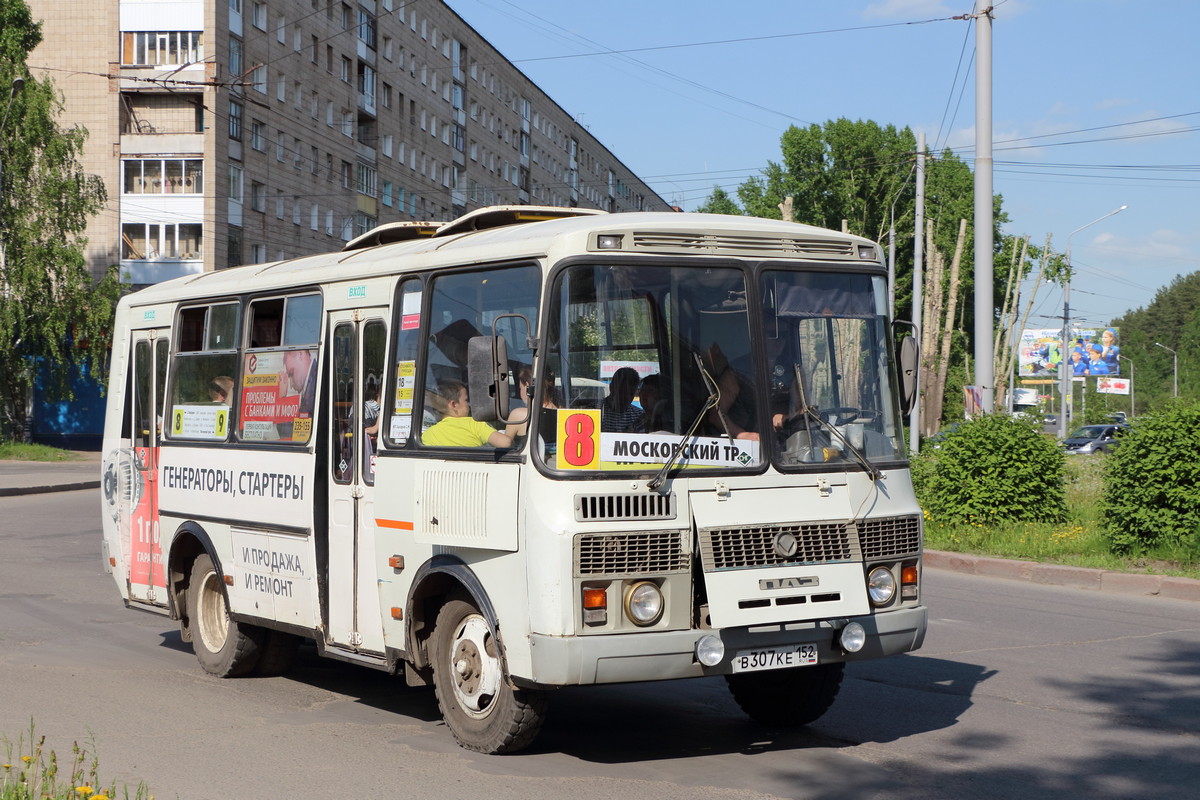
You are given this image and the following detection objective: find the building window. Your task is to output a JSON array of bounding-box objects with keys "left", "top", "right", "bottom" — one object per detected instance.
[
  {"left": 340, "top": 56, "right": 351, "bottom": 83},
  {"left": 310, "top": 204, "right": 319, "bottom": 230},
  {"left": 250, "top": 181, "right": 265, "bottom": 212},
  {"left": 252, "top": 64, "right": 267, "bottom": 94},
  {"left": 227, "top": 165, "right": 243, "bottom": 202},
  {"left": 340, "top": 160, "right": 351, "bottom": 189},
  {"left": 122, "top": 159, "right": 203, "bottom": 194},
  {"left": 252, "top": 243, "right": 267, "bottom": 263},
  {"left": 251, "top": 1, "right": 266, "bottom": 30},
  {"left": 121, "top": 222, "right": 203, "bottom": 260},
  {"left": 228, "top": 100, "right": 242, "bottom": 140},
  {"left": 275, "top": 190, "right": 284, "bottom": 219},
  {"left": 381, "top": 180, "right": 393, "bottom": 207},
  {"left": 229, "top": 37, "right": 242, "bottom": 77},
  {"left": 356, "top": 162, "right": 376, "bottom": 197},
  {"left": 122, "top": 31, "right": 204, "bottom": 66},
  {"left": 250, "top": 120, "right": 264, "bottom": 150},
  {"left": 227, "top": 230, "right": 242, "bottom": 267}
]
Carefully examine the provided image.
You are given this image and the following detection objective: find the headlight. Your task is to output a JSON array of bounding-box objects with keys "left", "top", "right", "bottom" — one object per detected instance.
[
  {"left": 624, "top": 581, "right": 664, "bottom": 626},
  {"left": 839, "top": 622, "right": 866, "bottom": 652},
  {"left": 867, "top": 567, "right": 896, "bottom": 606},
  {"left": 696, "top": 634, "right": 725, "bottom": 666}
]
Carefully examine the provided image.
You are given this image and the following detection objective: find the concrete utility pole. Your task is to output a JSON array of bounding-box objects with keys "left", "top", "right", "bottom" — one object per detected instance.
[
  {"left": 973, "top": 6, "right": 995, "bottom": 412},
  {"left": 909, "top": 131, "right": 925, "bottom": 454},
  {"left": 778, "top": 196, "right": 794, "bottom": 223}
]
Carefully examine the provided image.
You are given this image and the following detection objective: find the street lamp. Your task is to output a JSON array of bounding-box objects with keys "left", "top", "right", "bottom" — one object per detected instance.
[
  {"left": 1059, "top": 204, "right": 1128, "bottom": 438},
  {"left": 1119, "top": 355, "right": 1134, "bottom": 418},
  {"left": 1154, "top": 342, "right": 1178, "bottom": 398}
]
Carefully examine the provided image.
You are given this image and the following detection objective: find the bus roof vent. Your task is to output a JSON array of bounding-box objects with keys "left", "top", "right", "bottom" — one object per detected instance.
[
  {"left": 627, "top": 231, "right": 857, "bottom": 259},
  {"left": 574, "top": 492, "right": 677, "bottom": 522},
  {"left": 434, "top": 204, "right": 605, "bottom": 238}
]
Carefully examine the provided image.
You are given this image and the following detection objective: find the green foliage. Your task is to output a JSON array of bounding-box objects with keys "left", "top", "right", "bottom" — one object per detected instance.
[
  {"left": 913, "top": 413, "right": 1067, "bottom": 524},
  {"left": 0, "top": 0, "right": 122, "bottom": 441},
  {"left": 1111, "top": 271, "right": 1200, "bottom": 413},
  {"left": 1102, "top": 401, "right": 1200, "bottom": 555},
  {"left": 695, "top": 185, "right": 742, "bottom": 215},
  {"left": 2, "top": 720, "right": 151, "bottom": 799}
]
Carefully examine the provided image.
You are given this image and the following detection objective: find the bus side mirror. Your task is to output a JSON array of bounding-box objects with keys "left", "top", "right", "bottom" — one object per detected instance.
[
  {"left": 467, "top": 334, "right": 511, "bottom": 422},
  {"left": 898, "top": 334, "right": 919, "bottom": 416}
]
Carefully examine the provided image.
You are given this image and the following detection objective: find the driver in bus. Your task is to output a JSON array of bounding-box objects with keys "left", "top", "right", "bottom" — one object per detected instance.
[{"left": 422, "top": 379, "right": 515, "bottom": 448}]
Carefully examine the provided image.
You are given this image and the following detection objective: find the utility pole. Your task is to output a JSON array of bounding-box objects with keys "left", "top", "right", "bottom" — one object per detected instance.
[
  {"left": 973, "top": 6, "right": 995, "bottom": 412},
  {"left": 909, "top": 131, "right": 925, "bottom": 454}
]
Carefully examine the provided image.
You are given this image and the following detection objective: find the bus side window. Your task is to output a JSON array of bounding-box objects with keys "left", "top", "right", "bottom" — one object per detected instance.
[
  {"left": 417, "top": 264, "right": 540, "bottom": 449},
  {"left": 239, "top": 293, "right": 323, "bottom": 443},
  {"left": 385, "top": 278, "right": 423, "bottom": 447}
]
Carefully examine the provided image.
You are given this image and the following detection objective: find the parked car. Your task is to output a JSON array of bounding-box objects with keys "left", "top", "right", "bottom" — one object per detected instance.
[{"left": 1062, "top": 424, "right": 1128, "bottom": 455}]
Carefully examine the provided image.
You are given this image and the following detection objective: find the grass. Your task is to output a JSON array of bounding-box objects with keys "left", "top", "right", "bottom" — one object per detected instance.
[
  {"left": 1, "top": 722, "right": 150, "bottom": 800},
  {"left": 0, "top": 443, "right": 84, "bottom": 462},
  {"left": 923, "top": 455, "right": 1200, "bottom": 581}
]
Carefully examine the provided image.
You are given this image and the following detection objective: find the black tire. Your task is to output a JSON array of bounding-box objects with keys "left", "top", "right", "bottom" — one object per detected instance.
[
  {"left": 254, "top": 630, "right": 301, "bottom": 676},
  {"left": 726, "top": 662, "right": 845, "bottom": 727},
  {"left": 187, "top": 553, "right": 264, "bottom": 677},
  {"left": 430, "top": 599, "right": 547, "bottom": 754}
]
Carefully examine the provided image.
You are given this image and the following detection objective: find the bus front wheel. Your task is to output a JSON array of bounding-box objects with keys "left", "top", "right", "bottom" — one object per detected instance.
[
  {"left": 187, "top": 553, "right": 264, "bottom": 677},
  {"left": 431, "top": 599, "right": 547, "bottom": 754},
  {"left": 726, "top": 662, "right": 845, "bottom": 727}
]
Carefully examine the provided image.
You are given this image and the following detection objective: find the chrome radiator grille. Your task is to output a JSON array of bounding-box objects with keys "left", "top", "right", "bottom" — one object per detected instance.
[
  {"left": 575, "top": 531, "right": 688, "bottom": 577},
  {"left": 698, "top": 514, "right": 921, "bottom": 571}
]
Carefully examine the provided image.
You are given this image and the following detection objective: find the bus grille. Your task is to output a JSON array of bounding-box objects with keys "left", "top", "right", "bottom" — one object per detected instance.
[
  {"left": 575, "top": 492, "right": 676, "bottom": 521},
  {"left": 858, "top": 515, "right": 923, "bottom": 560},
  {"left": 698, "top": 514, "right": 922, "bottom": 571},
  {"left": 575, "top": 531, "right": 688, "bottom": 576},
  {"left": 699, "top": 522, "right": 856, "bottom": 571}
]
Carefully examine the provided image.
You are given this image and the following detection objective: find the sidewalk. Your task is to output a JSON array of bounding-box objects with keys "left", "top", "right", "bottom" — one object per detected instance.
[
  {"left": 2, "top": 455, "right": 1198, "bottom": 602},
  {"left": 0, "top": 451, "right": 102, "bottom": 497}
]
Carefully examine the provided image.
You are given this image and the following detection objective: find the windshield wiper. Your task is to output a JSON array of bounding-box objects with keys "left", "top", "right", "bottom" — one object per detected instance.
[
  {"left": 647, "top": 354, "right": 721, "bottom": 491},
  {"left": 791, "top": 364, "right": 881, "bottom": 481}
]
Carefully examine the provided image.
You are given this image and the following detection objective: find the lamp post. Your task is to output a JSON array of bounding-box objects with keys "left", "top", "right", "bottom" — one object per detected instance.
[
  {"left": 1155, "top": 342, "right": 1178, "bottom": 398},
  {"left": 1059, "top": 205, "right": 1128, "bottom": 438},
  {"left": 1119, "top": 355, "right": 1134, "bottom": 418}
]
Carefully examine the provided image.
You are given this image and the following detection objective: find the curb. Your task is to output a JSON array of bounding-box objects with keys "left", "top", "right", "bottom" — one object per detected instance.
[
  {"left": 0, "top": 480, "right": 101, "bottom": 498},
  {"left": 925, "top": 550, "right": 1200, "bottom": 603}
]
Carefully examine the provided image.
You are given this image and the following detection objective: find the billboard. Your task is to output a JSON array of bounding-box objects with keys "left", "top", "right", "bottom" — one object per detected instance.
[{"left": 1018, "top": 326, "right": 1121, "bottom": 378}]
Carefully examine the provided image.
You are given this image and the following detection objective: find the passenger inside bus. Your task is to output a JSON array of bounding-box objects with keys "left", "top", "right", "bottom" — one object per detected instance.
[
  {"left": 208, "top": 375, "right": 234, "bottom": 404},
  {"left": 601, "top": 367, "right": 645, "bottom": 433},
  {"left": 422, "top": 380, "right": 514, "bottom": 448}
]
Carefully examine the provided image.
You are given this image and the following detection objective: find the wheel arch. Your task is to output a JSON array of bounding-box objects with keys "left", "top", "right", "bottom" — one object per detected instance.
[
  {"left": 406, "top": 554, "right": 499, "bottom": 671},
  {"left": 167, "top": 521, "right": 221, "bottom": 638}
]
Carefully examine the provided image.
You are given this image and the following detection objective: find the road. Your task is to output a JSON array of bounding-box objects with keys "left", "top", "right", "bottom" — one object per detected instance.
[{"left": 2, "top": 490, "right": 1198, "bottom": 799}]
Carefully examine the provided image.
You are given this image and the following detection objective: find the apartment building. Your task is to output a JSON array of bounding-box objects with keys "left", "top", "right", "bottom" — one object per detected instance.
[{"left": 29, "top": 0, "right": 672, "bottom": 288}]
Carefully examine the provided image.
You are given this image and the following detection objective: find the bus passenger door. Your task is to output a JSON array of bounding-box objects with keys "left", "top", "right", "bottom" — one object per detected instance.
[
  {"left": 326, "top": 310, "right": 388, "bottom": 654},
  {"left": 127, "top": 331, "right": 169, "bottom": 606}
]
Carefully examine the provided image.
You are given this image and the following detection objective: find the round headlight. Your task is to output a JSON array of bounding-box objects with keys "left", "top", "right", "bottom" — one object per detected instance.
[
  {"left": 696, "top": 634, "right": 725, "bottom": 667},
  {"left": 624, "top": 581, "right": 664, "bottom": 626},
  {"left": 839, "top": 622, "right": 866, "bottom": 653},
  {"left": 867, "top": 567, "right": 896, "bottom": 606}
]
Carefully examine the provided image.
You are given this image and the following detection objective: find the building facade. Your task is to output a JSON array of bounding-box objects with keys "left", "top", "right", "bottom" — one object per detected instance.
[{"left": 30, "top": 0, "right": 672, "bottom": 288}]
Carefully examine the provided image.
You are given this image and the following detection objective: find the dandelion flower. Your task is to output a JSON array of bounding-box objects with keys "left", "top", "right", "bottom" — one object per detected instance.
[
  {"left": 21, "top": 756, "right": 32, "bottom": 764},
  {"left": 76, "top": 788, "right": 94, "bottom": 795},
  {"left": 91, "top": 795, "right": 111, "bottom": 800}
]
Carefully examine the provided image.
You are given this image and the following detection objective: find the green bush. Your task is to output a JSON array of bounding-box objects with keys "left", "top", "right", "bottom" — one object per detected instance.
[
  {"left": 913, "top": 413, "right": 1067, "bottom": 524},
  {"left": 1103, "top": 401, "right": 1200, "bottom": 555}
]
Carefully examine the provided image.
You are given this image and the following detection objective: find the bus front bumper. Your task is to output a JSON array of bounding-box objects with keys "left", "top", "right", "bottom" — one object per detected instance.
[{"left": 520, "top": 605, "right": 927, "bottom": 687}]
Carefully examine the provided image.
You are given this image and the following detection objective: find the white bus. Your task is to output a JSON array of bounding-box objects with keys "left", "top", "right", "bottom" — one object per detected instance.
[{"left": 101, "top": 206, "right": 926, "bottom": 753}]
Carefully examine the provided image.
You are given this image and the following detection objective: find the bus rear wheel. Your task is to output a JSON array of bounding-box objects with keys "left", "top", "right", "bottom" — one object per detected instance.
[
  {"left": 430, "top": 599, "right": 547, "bottom": 754},
  {"left": 187, "top": 553, "right": 264, "bottom": 677},
  {"left": 726, "top": 662, "right": 845, "bottom": 727}
]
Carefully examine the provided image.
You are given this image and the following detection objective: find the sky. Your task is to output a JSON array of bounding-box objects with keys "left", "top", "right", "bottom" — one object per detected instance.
[{"left": 448, "top": 0, "right": 1200, "bottom": 330}]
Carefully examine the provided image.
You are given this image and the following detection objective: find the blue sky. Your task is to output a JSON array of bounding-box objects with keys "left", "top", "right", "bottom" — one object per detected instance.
[{"left": 450, "top": 0, "right": 1200, "bottom": 329}]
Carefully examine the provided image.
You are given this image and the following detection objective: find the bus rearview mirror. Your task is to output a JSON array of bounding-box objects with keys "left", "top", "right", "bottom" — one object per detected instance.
[{"left": 467, "top": 334, "right": 511, "bottom": 422}]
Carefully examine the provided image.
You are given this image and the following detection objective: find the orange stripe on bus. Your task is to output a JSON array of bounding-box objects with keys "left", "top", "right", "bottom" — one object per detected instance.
[{"left": 376, "top": 518, "right": 414, "bottom": 530}]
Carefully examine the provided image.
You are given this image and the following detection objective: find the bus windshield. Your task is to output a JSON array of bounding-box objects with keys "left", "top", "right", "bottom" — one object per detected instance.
[{"left": 539, "top": 263, "right": 903, "bottom": 474}]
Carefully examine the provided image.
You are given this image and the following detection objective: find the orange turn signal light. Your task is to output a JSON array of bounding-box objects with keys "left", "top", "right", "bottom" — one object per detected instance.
[
  {"left": 582, "top": 587, "right": 607, "bottom": 610},
  {"left": 391, "top": 607, "right": 404, "bottom": 620},
  {"left": 901, "top": 565, "right": 918, "bottom": 585}
]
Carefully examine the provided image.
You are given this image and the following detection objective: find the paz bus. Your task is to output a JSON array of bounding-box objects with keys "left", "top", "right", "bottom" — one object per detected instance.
[{"left": 100, "top": 205, "right": 926, "bottom": 753}]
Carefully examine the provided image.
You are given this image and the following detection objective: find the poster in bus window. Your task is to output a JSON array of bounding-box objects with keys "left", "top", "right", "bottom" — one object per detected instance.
[{"left": 239, "top": 349, "right": 317, "bottom": 441}]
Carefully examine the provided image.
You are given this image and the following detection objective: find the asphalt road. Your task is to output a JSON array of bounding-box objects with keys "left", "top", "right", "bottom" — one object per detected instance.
[{"left": 2, "top": 490, "right": 1198, "bottom": 800}]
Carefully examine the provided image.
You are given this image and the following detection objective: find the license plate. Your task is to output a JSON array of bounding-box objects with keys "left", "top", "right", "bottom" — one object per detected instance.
[{"left": 731, "top": 644, "right": 818, "bottom": 673}]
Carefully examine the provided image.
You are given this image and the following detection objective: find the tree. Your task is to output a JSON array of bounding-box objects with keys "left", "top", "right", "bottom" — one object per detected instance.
[
  {"left": 695, "top": 185, "right": 742, "bottom": 215},
  {"left": 0, "top": 0, "right": 120, "bottom": 441}
]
